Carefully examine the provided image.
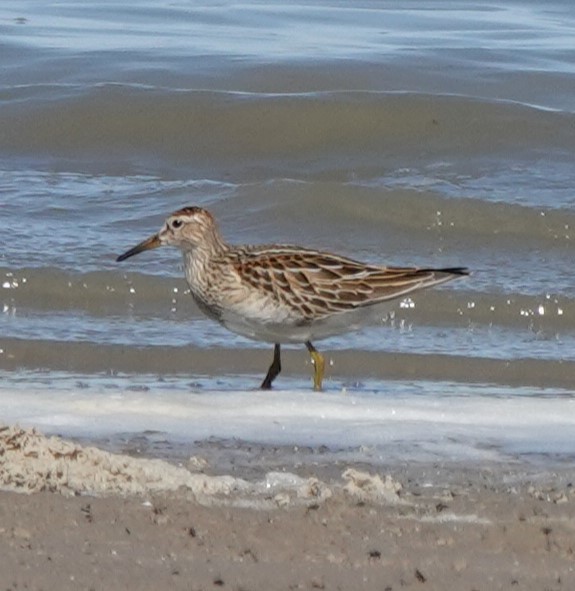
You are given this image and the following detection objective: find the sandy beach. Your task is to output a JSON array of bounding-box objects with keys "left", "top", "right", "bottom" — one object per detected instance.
[
  {"left": 2, "top": 1, "right": 575, "bottom": 589},
  {"left": 1, "top": 424, "right": 574, "bottom": 590}
]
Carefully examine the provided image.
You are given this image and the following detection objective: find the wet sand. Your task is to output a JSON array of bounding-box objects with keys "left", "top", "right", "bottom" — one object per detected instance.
[
  {"left": 3, "top": 338, "right": 574, "bottom": 389},
  {"left": 1, "top": 424, "right": 574, "bottom": 590}
]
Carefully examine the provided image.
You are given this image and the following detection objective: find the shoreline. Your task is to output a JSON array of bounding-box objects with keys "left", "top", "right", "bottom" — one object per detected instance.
[
  {"left": 2, "top": 338, "right": 574, "bottom": 390},
  {"left": 2, "top": 425, "right": 574, "bottom": 590}
]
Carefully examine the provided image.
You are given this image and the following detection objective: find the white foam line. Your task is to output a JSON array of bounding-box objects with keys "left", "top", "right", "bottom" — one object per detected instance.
[
  {"left": 1, "top": 386, "right": 574, "bottom": 460},
  {"left": 1, "top": 387, "right": 572, "bottom": 424},
  {"left": 419, "top": 513, "right": 492, "bottom": 525}
]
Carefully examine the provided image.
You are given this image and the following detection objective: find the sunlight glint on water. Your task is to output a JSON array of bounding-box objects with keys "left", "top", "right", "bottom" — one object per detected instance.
[{"left": 1, "top": 0, "right": 574, "bottom": 459}]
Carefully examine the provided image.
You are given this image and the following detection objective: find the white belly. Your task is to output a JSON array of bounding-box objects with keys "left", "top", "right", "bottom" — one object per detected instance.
[{"left": 219, "top": 302, "right": 395, "bottom": 344}]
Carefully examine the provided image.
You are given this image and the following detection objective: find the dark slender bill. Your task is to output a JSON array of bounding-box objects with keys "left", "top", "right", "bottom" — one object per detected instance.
[{"left": 116, "top": 234, "right": 161, "bottom": 262}]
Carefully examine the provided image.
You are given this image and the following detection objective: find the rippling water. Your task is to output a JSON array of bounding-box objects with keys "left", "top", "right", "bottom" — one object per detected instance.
[{"left": 1, "top": 1, "right": 574, "bottom": 457}]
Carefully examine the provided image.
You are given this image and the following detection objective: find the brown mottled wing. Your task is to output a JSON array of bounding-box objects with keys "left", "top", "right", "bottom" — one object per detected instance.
[{"left": 232, "top": 246, "right": 468, "bottom": 321}]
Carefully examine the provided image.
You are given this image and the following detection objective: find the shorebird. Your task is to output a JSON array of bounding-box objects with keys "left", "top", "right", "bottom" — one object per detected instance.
[{"left": 117, "top": 206, "right": 468, "bottom": 390}]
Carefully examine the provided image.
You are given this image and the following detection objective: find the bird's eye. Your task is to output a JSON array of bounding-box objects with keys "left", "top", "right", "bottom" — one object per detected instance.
[{"left": 171, "top": 219, "right": 183, "bottom": 229}]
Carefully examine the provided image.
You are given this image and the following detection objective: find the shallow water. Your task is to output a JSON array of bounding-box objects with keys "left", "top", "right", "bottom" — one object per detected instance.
[{"left": 1, "top": 0, "right": 574, "bottom": 461}]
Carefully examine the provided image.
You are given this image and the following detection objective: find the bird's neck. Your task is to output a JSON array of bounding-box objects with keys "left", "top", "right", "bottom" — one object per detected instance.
[
  {"left": 185, "top": 227, "right": 228, "bottom": 259},
  {"left": 182, "top": 237, "right": 228, "bottom": 288}
]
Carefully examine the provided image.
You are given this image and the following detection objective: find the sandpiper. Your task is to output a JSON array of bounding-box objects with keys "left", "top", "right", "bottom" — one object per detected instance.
[{"left": 117, "top": 206, "right": 468, "bottom": 390}]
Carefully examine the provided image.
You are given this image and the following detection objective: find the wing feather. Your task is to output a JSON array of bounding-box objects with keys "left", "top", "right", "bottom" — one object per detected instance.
[{"left": 230, "top": 246, "right": 467, "bottom": 320}]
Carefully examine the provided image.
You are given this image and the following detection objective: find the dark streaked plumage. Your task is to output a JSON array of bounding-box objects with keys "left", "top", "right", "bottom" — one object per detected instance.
[{"left": 117, "top": 206, "right": 469, "bottom": 390}]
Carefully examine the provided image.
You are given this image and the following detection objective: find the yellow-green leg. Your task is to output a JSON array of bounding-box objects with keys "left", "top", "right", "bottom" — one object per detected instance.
[{"left": 305, "top": 341, "right": 325, "bottom": 391}]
